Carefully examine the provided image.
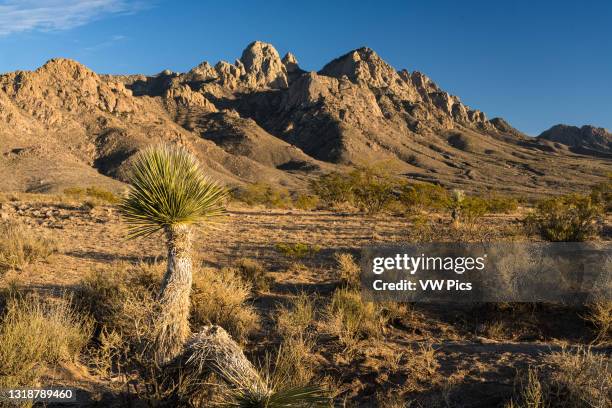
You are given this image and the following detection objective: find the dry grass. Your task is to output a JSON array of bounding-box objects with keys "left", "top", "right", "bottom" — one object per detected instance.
[
  {"left": 0, "top": 220, "right": 57, "bottom": 272},
  {"left": 584, "top": 300, "right": 612, "bottom": 344},
  {"left": 324, "top": 288, "right": 387, "bottom": 350},
  {"left": 334, "top": 252, "right": 360, "bottom": 288},
  {"left": 507, "top": 347, "right": 611, "bottom": 408},
  {"left": 234, "top": 258, "right": 271, "bottom": 292},
  {"left": 77, "top": 262, "right": 158, "bottom": 343},
  {"left": 0, "top": 293, "right": 92, "bottom": 389},
  {"left": 191, "top": 267, "right": 259, "bottom": 342},
  {"left": 276, "top": 293, "right": 316, "bottom": 339}
]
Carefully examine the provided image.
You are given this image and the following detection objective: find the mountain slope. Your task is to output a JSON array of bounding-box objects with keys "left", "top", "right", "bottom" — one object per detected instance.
[{"left": 0, "top": 41, "right": 609, "bottom": 195}]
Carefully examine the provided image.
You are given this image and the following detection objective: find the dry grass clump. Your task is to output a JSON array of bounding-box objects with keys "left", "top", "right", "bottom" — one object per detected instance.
[
  {"left": 0, "top": 219, "right": 57, "bottom": 272},
  {"left": 334, "top": 252, "right": 360, "bottom": 288},
  {"left": 324, "top": 288, "right": 387, "bottom": 350},
  {"left": 234, "top": 258, "right": 271, "bottom": 292},
  {"left": 191, "top": 267, "right": 259, "bottom": 342},
  {"left": 276, "top": 293, "right": 316, "bottom": 339},
  {"left": 506, "top": 347, "right": 611, "bottom": 408},
  {"left": 0, "top": 293, "right": 92, "bottom": 389},
  {"left": 77, "top": 262, "right": 159, "bottom": 343},
  {"left": 584, "top": 300, "right": 612, "bottom": 345}
]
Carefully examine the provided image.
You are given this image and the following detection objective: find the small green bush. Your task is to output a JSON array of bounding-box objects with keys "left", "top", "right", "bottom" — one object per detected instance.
[
  {"left": 63, "top": 186, "right": 118, "bottom": 203},
  {"left": 276, "top": 242, "right": 321, "bottom": 259},
  {"left": 294, "top": 193, "right": 320, "bottom": 210},
  {"left": 399, "top": 182, "right": 449, "bottom": 212},
  {"left": 524, "top": 194, "right": 603, "bottom": 241},
  {"left": 312, "top": 166, "right": 401, "bottom": 214},
  {"left": 233, "top": 183, "right": 292, "bottom": 208},
  {"left": 310, "top": 172, "right": 355, "bottom": 206},
  {"left": 590, "top": 174, "right": 612, "bottom": 212},
  {"left": 484, "top": 194, "right": 519, "bottom": 214}
]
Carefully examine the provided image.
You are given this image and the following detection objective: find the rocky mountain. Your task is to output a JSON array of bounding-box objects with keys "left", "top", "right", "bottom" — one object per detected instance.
[
  {"left": 538, "top": 124, "right": 612, "bottom": 156},
  {"left": 0, "top": 41, "right": 609, "bottom": 195}
]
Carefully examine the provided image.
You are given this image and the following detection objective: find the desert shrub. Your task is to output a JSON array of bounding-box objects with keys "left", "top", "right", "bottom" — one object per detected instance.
[
  {"left": 399, "top": 182, "right": 449, "bottom": 212},
  {"left": 269, "top": 336, "right": 319, "bottom": 392},
  {"left": 484, "top": 194, "right": 519, "bottom": 213},
  {"left": 191, "top": 267, "right": 259, "bottom": 342},
  {"left": 234, "top": 258, "right": 271, "bottom": 292},
  {"left": 310, "top": 172, "right": 355, "bottom": 206},
  {"left": 524, "top": 194, "right": 603, "bottom": 241},
  {"left": 324, "top": 288, "right": 386, "bottom": 349},
  {"left": 78, "top": 263, "right": 159, "bottom": 335},
  {"left": 312, "top": 166, "right": 401, "bottom": 214},
  {"left": 233, "top": 183, "right": 292, "bottom": 208},
  {"left": 507, "top": 348, "right": 611, "bottom": 408},
  {"left": 63, "top": 186, "right": 118, "bottom": 204},
  {"left": 584, "top": 299, "right": 612, "bottom": 344},
  {"left": 0, "top": 220, "right": 57, "bottom": 272},
  {"left": 350, "top": 167, "right": 397, "bottom": 214},
  {"left": 591, "top": 175, "right": 612, "bottom": 212},
  {"left": 276, "top": 293, "right": 316, "bottom": 339},
  {"left": 457, "top": 195, "right": 489, "bottom": 223},
  {"left": 294, "top": 193, "right": 320, "bottom": 210},
  {"left": 334, "top": 252, "right": 360, "bottom": 288},
  {"left": 0, "top": 293, "right": 92, "bottom": 389},
  {"left": 276, "top": 242, "right": 321, "bottom": 259}
]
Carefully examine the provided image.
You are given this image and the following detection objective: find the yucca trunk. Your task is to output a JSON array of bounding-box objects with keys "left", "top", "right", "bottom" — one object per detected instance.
[{"left": 154, "top": 224, "right": 194, "bottom": 364}]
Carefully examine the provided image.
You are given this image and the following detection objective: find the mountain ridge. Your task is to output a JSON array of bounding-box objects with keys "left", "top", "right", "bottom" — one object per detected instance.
[{"left": 0, "top": 41, "right": 609, "bottom": 195}]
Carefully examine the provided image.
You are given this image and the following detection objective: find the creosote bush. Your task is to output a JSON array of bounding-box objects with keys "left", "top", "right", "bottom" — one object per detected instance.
[
  {"left": 0, "top": 219, "right": 57, "bottom": 272},
  {"left": 190, "top": 267, "right": 259, "bottom": 342},
  {"left": 311, "top": 166, "right": 399, "bottom": 214},
  {"left": 590, "top": 174, "right": 612, "bottom": 212},
  {"left": 233, "top": 183, "right": 293, "bottom": 209},
  {"left": 0, "top": 293, "right": 92, "bottom": 389},
  {"left": 524, "top": 194, "right": 603, "bottom": 241}
]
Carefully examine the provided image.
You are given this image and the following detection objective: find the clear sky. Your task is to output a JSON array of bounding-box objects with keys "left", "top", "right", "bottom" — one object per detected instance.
[{"left": 0, "top": 0, "right": 610, "bottom": 135}]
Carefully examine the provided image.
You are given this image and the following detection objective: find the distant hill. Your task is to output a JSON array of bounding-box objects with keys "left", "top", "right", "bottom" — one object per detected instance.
[
  {"left": 538, "top": 124, "right": 612, "bottom": 156},
  {"left": 0, "top": 41, "right": 609, "bottom": 195}
]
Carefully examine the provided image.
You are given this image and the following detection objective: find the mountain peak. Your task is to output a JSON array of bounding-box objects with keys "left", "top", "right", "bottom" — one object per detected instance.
[
  {"left": 538, "top": 124, "right": 611, "bottom": 154},
  {"left": 318, "top": 46, "right": 395, "bottom": 86},
  {"left": 239, "top": 41, "right": 288, "bottom": 89}
]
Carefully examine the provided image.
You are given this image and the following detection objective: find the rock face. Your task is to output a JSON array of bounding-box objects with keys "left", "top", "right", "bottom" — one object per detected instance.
[
  {"left": 0, "top": 41, "right": 609, "bottom": 195},
  {"left": 538, "top": 125, "right": 612, "bottom": 154}
]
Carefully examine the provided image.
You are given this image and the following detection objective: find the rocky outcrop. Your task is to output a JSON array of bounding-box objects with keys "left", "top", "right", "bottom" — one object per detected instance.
[
  {"left": 240, "top": 41, "right": 288, "bottom": 89},
  {"left": 538, "top": 124, "right": 612, "bottom": 154}
]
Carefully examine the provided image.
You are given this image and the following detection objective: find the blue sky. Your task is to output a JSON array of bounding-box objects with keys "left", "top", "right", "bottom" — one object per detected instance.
[{"left": 0, "top": 0, "right": 610, "bottom": 135}]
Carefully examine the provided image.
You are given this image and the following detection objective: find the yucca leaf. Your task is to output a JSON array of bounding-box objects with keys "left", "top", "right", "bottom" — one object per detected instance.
[{"left": 118, "top": 144, "right": 228, "bottom": 238}]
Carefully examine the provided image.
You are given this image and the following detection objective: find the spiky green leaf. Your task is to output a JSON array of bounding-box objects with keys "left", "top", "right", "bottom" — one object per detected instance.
[{"left": 118, "top": 144, "right": 227, "bottom": 238}]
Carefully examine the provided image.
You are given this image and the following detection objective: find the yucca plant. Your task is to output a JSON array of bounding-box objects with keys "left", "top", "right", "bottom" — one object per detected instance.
[{"left": 118, "top": 144, "right": 227, "bottom": 363}]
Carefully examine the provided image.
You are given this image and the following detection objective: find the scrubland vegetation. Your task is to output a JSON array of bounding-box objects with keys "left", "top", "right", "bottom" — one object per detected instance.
[{"left": 0, "top": 163, "right": 610, "bottom": 406}]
